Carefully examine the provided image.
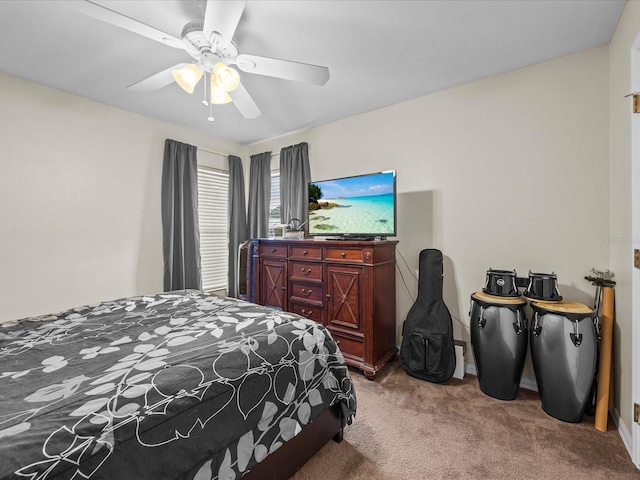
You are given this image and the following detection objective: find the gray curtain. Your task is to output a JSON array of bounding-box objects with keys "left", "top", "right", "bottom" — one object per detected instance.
[
  {"left": 247, "top": 151, "right": 271, "bottom": 238},
  {"left": 161, "top": 139, "right": 202, "bottom": 291},
  {"left": 280, "top": 142, "right": 311, "bottom": 229},
  {"left": 227, "top": 155, "right": 248, "bottom": 298}
]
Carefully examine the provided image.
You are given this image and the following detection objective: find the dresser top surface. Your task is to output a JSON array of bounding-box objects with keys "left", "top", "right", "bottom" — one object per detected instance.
[{"left": 252, "top": 238, "right": 398, "bottom": 246}]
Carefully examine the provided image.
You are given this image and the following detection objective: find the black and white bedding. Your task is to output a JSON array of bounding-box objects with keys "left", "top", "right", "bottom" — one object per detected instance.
[{"left": 0, "top": 290, "right": 356, "bottom": 480}]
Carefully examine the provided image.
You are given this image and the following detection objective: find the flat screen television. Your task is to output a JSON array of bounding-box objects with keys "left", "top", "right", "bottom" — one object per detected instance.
[{"left": 308, "top": 170, "right": 396, "bottom": 239}]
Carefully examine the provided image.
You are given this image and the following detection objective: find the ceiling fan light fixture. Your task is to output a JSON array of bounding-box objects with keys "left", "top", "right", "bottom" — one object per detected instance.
[
  {"left": 210, "top": 85, "right": 232, "bottom": 104},
  {"left": 172, "top": 64, "right": 202, "bottom": 94},
  {"left": 213, "top": 62, "right": 240, "bottom": 92}
]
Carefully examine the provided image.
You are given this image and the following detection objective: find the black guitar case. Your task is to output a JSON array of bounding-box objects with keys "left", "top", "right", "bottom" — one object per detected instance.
[{"left": 400, "top": 249, "right": 456, "bottom": 383}]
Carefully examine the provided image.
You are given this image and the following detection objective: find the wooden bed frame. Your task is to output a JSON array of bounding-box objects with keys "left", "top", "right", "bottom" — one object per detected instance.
[{"left": 243, "top": 404, "right": 344, "bottom": 480}]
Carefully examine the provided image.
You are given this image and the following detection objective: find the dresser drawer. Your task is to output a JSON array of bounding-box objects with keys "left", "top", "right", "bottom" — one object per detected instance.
[
  {"left": 289, "top": 245, "right": 322, "bottom": 260},
  {"left": 330, "top": 331, "right": 364, "bottom": 360},
  {"left": 325, "top": 247, "right": 371, "bottom": 263},
  {"left": 290, "top": 261, "right": 323, "bottom": 281},
  {"left": 289, "top": 302, "right": 323, "bottom": 324},
  {"left": 289, "top": 281, "right": 323, "bottom": 303},
  {"left": 259, "top": 243, "right": 288, "bottom": 258}
]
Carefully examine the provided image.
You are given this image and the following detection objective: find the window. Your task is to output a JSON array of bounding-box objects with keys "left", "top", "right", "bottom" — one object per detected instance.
[
  {"left": 268, "top": 170, "right": 281, "bottom": 236},
  {"left": 197, "top": 165, "right": 229, "bottom": 293}
]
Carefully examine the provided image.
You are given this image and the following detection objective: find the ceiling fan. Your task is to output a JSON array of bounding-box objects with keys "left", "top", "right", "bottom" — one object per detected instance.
[{"left": 62, "top": 0, "right": 330, "bottom": 121}]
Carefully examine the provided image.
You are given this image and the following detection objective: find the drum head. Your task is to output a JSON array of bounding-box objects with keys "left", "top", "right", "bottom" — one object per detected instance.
[
  {"left": 487, "top": 269, "right": 516, "bottom": 276},
  {"left": 531, "top": 300, "right": 594, "bottom": 315},
  {"left": 529, "top": 272, "right": 556, "bottom": 279},
  {"left": 472, "top": 291, "right": 527, "bottom": 306}
]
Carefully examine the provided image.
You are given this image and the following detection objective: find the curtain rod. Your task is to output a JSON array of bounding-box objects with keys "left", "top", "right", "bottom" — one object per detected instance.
[
  {"left": 197, "top": 147, "right": 282, "bottom": 157},
  {"left": 197, "top": 147, "right": 228, "bottom": 157}
]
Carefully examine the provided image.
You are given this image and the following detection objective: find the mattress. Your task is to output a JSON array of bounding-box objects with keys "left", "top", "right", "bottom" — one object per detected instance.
[{"left": 0, "top": 290, "right": 356, "bottom": 479}]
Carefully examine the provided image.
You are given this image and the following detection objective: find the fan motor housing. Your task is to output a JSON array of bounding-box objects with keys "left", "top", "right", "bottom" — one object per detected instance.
[{"left": 181, "top": 20, "right": 238, "bottom": 60}]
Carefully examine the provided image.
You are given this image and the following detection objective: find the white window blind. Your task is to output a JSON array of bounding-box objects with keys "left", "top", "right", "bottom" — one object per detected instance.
[
  {"left": 268, "top": 171, "right": 280, "bottom": 235},
  {"left": 197, "top": 165, "right": 229, "bottom": 292}
]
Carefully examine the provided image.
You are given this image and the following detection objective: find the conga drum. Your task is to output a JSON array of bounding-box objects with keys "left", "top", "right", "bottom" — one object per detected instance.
[
  {"left": 482, "top": 269, "right": 519, "bottom": 297},
  {"left": 470, "top": 291, "right": 528, "bottom": 400},
  {"left": 530, "top": 301, "right": 597, "bottom": 422},
  {"left": 523, "top": 271, "right": 562, "bottom": 302}
]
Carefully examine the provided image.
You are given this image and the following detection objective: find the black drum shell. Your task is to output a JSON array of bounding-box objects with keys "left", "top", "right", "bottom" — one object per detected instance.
[
  {"left": 482, "top": 269, "right": 519, "bottom": 297},
  {"left": 523, "top": 272, "right": 562, "bottom": 301},
  {"left": 470, "top": 294, "right": 528, "bottom": 400},
  {"left": 530, "top": 303, "right": 596, "bottom": 423}
]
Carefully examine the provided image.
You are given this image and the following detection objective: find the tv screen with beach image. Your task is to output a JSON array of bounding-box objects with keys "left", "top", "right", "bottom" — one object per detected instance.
[{"left": 308, "top": 171, "right": 396, "bottom": 237}]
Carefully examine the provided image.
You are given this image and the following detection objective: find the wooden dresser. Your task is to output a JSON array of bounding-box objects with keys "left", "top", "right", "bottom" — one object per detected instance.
[{"left": 249, "top": 238, "right": 398, "bottom": 379}]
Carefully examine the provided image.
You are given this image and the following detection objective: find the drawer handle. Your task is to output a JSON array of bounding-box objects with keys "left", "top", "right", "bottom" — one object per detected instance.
[
  {"left": 270, "top": 248, "right": 277, "bottom": 253},
  {"left": 301, "top": 288, "right": 312, "bottom": 297},
  {"left": 301, "top": 309, "right": 313, "bottom": 317},
  {"left": 302, "top": 250, "right": 308, "bottom": 255},
  {"left": 301, "top": 268, "right": 312, "bottom": 275},
  {"left": 340, "top": 252, "right": 346, "bottom": 258}
]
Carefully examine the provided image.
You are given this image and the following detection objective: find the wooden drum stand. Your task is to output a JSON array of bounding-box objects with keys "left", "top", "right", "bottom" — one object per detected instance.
[{"left": 585, "top": 269, "right": 616, "bottom": 432}]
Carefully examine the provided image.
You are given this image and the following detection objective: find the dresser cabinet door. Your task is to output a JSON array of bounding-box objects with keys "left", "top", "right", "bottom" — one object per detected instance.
[
  {"left": 325, "top": 265, "right": 363, "bottom": 333},
  {"left": 261, "top": 259, "right": 287, "bottom": 310}
]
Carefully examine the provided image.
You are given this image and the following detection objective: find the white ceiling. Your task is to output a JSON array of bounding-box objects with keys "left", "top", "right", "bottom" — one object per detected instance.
[{"left": 0, "top": 0, "right": 626, "bottom": 145}]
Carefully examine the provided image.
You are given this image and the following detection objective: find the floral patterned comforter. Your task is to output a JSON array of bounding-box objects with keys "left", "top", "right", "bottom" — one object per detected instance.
[{"left": 0, "top": 290, "right": 356, "bottom": 480}]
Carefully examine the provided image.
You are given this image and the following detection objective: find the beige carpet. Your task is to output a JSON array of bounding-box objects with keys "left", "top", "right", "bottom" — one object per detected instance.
[{"left": 292, "top": 360, "right": 639, "bottom": 480}]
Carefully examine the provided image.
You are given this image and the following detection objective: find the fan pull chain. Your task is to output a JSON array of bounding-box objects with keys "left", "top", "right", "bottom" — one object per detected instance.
[
  {"left": 202, "top": 71, "right": 209, "bottom": 107},
  {"left": 204, "top": 71, "right": 214, "bottom": 121}
]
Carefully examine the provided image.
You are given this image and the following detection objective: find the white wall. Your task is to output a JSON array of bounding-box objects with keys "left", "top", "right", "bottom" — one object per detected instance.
[
  {"left": 0, "top": 72, "right": 242, "bottom": 322},
  {"left": 0, "top": 36, "right": 626, "bottom": 437},
  {"left": 250, "top": 46, "right": 609, "bottom": 384},
  {"left": 608, "top": 0, "right": 640, "bottom": 440}
]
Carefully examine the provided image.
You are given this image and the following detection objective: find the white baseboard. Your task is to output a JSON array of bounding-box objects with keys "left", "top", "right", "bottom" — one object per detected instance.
[{"left": 610, "top": 407, "right": 634, "bottom": 461}]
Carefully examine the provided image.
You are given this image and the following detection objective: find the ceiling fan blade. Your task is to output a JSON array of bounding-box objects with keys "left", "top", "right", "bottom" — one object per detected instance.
[
  {"left": 235, "top": 54, "right": 330, "bottom": 86},
  {"left": 230, "top": 83, "right": 261, "bottom": 119},
  {"left": 60, "top": 0, "right": 184, "bottom": 49},
  {"left": 127, "top": 63, "right": 189, "bottom": 93},
  {"left": 203, "top": 0, "right": 246, "bottom": 50}
]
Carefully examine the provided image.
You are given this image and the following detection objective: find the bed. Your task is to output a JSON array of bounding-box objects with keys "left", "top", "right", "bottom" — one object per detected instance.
[{"left": 0, "top": 290, "right": 356, "bottom": 480}]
